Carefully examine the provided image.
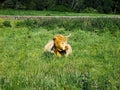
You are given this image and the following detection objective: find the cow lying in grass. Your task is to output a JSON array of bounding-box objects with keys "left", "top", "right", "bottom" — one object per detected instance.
[{"left": 44, "top": 34, "right": 72, "bottom": 57}]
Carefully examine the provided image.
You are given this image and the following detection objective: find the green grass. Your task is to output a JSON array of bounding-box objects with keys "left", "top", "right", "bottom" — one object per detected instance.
[
  {"left": 0, "top": 19, "right": 120, "bottom": 90},
  {"left": 0, "top": 9, "right": 119, "bottom": 16}
]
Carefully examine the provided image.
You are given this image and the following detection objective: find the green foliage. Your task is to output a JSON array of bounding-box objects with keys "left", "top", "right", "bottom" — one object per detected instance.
[
  {"left": 83, "top": 0, "right": 114, "bottom": 13},
  {"left": 48, "top": 5, "right": 71, "bottom": 12},
  {"left": 0, "top": 9, "right": 113, "bottom": 16},
  {"left": 23, "top": 18, "right": 120, "bottom": 35},
  {"left": 0, "top": 0, "right": 120, "bottom": 14},
  {"left": 82, "top": 7, "right": 98, "bottom": 13},
  {"left": 16, "top": 19, "right": 38, "bottom": 28},
  {"left": 14, "top": 17, "right": 120, "bottom": 36},
  {"left": 2, "top": 20, "right": 11, "bottom": 27},
  {"left": 2, "top": 0, "right": 15, "bottom": 9}
]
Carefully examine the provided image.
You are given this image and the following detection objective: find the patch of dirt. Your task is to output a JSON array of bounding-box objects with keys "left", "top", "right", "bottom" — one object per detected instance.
[{"left": 0, "top": 15, "right": 120, "bottom": 20}]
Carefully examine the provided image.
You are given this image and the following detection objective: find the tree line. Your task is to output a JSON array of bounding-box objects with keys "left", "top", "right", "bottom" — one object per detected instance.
[{"left": 0, "top": 0, "right": 120, "bottom": 14}]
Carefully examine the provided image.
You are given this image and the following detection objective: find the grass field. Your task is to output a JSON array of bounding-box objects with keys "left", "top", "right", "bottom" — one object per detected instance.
[
  {"left": 0, "top": 9, "right": 119, "bottom": 16},
  {"left": 0, "top": 18, "right": 120, "bottom": 90}
]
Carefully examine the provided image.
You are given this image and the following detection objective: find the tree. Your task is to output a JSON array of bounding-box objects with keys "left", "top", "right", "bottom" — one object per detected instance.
[
  {"left": 112, "top": 0, "right": 120, "bottom": 13},
  {"left": 55, "top": 0, "right": 84, "bottom": 12},
  {"left": 70, "top": 0, "right": 84, "bottom": 12},
  {"left": 35, "top": 0, "right": 56, "bottom": 10},
  {"left": 102, "top": 0, "right": 113, "bottom": 13},
  {"left": 83, "top": 0, "right": 113, "bottom": 13},
  {"left": 0, "top": 0, "right": 120, "bottom": 14}
]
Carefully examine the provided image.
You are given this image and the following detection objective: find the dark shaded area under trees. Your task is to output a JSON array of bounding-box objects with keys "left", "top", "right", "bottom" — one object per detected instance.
[{"left": 0, "top": 0, "right": 120, "bottom": 14}]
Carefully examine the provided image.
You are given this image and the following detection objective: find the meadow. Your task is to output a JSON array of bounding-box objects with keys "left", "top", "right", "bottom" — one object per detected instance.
[
  {"left": 0, "top": 17, "right": 120, "bottom": 90},
  {"left": 0, "top": 9, "right": 119, "bottom": 16}
]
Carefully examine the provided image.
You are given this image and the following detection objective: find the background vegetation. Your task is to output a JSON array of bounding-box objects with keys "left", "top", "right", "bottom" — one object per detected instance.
[
  {"left": 0, "top": 18, "right": 120, "bottom": 90},
  {"left": 0, "top": 0, "right": 120, "bottom": 14},
  {"left": 1, "top": 9, "right": 118, "bottom": 16}
]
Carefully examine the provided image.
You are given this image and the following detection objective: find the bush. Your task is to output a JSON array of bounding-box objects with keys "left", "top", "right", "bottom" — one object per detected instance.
[
  {"left": 15, "top": 18, "right": 120, "bottom": 35},
  {"left": 39, "top": 18, "right": 60, "bottom": 29},
  {"left": 16, "top": 19, "right": 38, "bottom": 28},
  {"left": 3, "top": 20, "right": 11, "bottom": 27},
  {"left": 39, "top": 18, "right": 120, "bottom": 34},
  {"left": 48, "top": 5, "right": 71, "bottom": 12},
  {"left": 82, "top": 7, "right": 98, "bottom": 13}
]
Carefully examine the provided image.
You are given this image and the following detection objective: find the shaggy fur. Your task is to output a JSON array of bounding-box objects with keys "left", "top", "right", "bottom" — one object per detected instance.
[{"left": 44, "top": 34, "right": 72, "bottom": 57}]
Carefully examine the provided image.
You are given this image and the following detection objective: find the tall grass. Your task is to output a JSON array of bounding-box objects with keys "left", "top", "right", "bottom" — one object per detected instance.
[
  {"left": 15, "top": 18, "right": 120, "bottom": 35},
  {"left": 0, "top": 18, "right": 120, "bottom": 90}
]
